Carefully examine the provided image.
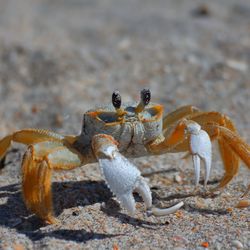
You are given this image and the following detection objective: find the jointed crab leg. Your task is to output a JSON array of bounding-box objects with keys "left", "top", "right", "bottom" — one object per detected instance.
[
  {"left": 92, "top": 134, "right": 184, "bottom": 216},
  {"left": 163, "top": 105, "right": 200, "bottom": 130},
  {"left": 147, "top": 121, "right": 187, "bottom": 154},
  {"left": 22, "top": 141, "right": 84, "bottom": 224},
  {"left": 215, "top": 126, "right": 250, "bottom": 188},
  {"left": 0, "top": 129, "right": 77, "bottom": 161}
]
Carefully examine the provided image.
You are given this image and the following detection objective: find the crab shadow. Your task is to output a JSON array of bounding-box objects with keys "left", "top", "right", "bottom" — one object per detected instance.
[
  {"left": 0, "top": 148, "right": 229, "bottom": 242},
  {"left": 0, "top": 180, "right": 123, "bottom": 242},
  {"left": 100, "top": 198, "right": 166, "bottom": 229},
  {"left": 0, "top": 179, "right": 163, "bottom": 242}
]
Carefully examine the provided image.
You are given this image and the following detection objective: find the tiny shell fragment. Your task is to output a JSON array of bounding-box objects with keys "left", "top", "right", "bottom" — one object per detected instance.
[
  {"left": 235, "top": 200, "right": 250, "bottom": 208},
  {"left": 231, "top": 240, "right": 244, "bottom": 249},
  {"left": 201, "top": 242, "right": 209, "bottom": 248}
]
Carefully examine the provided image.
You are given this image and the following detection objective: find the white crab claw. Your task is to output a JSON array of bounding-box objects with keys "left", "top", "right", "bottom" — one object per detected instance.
[
  {"left": 93, "top": 134, "right": 184, "bottom": 216},
  {"left": 97, "top": 146, "right": 144, "bottom": 215},
  {"left": 97, "top": 146, "right": 184, "bottom": 216},
  {"left": 186, "top": 122, "right": 212, "bottom": 188}
]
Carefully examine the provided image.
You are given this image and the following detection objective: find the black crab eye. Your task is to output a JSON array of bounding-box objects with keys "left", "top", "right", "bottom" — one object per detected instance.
[
  {"left": 140, "top": 89, "right": 151, "bottom": 106},
  {"left": 112, "top": 90, "right": 122, "bottom": 109}
]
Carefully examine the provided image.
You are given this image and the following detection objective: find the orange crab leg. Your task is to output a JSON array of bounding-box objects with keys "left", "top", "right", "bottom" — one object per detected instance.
[
  {"left": 217, "top": 134, "right": 241, "bottom": 188},
  {"left": 147, "top": 121, "right": 187, "bottom": 154},
  {"left": 0, "top": 129, "right": 77, "bottom": 161},
  {"left": 186, "top": 111, "right": 237, "bottom": 131},
  {"left": 209, "top": 125, "right": 250, "bottom": 188},
  {"left": 163, "top": 105, "right": 200, "bottom": 130},
  {"left": 22, "top": 141, "right": 84, "bottom": 224},
  {"left": 218, "top": 126, "right": 250, "bottom": 167}
]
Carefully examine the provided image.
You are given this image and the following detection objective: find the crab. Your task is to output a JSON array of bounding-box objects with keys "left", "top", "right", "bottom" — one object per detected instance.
[{"left": 0, "top": 89, "right": 249, "bottom": 224}]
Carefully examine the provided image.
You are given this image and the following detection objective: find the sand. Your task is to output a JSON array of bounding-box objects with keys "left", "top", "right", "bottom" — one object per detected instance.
[{"left": 0, "top": 0, "right": 249, "bottom": 249}]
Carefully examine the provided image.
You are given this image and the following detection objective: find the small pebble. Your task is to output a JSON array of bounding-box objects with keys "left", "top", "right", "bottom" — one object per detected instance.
[
  {"left": 191, "top": 4, "right": 211, "bottom": 17},
  {"left": 196, "top": 247, "right": 206, "bottom": 250},
  {"left": 215, "top": 243, "right": 222, "bottom": 250},
  {"left": 75, "top": 176, "right": 82, "bottom": 181},
  {"left": 72, "top": 210, "right": 80, "bottom": 216},
  {"left": 231, "top": 240, "right": 243, "bottom": 249},
  {"left": 118, "top": 38, "right": 131, "bottom": 51},
  {"left": 226, "top": 60, "right": 248, "bottom": 72},
  {"left": 174, "top": 174, "right": 182, "bottom": 184},
  {"left": 172, "top": 235, "right": 188, "bottom": 244}
]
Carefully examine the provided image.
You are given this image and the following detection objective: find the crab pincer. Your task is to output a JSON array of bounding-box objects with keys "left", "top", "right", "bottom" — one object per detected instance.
[
  {"left": 92, "top": 134, "right": 184, "bottom": 217},
  {"left": 185, "top": 122, "right": 212, "bottom": 188}
]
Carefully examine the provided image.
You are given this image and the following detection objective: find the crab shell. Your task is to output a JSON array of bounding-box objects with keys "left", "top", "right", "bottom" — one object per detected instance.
[{"left": 79, "top": 102, "right": 164, "bottom": 157}]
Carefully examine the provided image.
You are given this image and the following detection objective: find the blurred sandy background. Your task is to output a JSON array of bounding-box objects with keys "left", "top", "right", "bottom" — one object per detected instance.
[{"left": 0, "top": 0, "right": 249, "bottom": 249}]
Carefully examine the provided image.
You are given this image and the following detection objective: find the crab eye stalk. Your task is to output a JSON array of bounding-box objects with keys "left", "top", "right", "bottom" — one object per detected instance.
[
  {"left": 141, "top": 89, "right": 151, "bottom": 106},
  {"left": 135, "top": 89, "right": 151, "bottom": 113},
  {"left": 112, "top": 91, "right": 122, "bottom": 109},
  {"left": 112, "top": 90, "right": 126, "bottom": 119}
]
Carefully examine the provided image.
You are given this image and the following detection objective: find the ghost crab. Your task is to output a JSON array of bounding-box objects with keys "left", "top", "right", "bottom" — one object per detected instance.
[{"left": 0, "top": 89, "right": 249, "bottom": 223}]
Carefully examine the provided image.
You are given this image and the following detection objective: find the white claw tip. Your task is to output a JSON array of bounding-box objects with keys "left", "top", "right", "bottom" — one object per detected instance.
[{"left": 148, "top": 201, "right": 184, "bottom": 217}]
